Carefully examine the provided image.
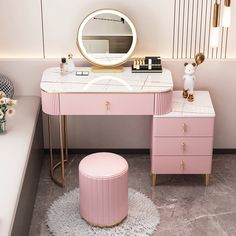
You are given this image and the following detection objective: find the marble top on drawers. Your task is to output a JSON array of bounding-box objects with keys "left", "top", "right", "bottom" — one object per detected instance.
[
  {"left": 40, "top": 67, "right": 173, "bottom": 93},
  {"left": 154, "top": 91, "right": 215, "bottom": 118}
]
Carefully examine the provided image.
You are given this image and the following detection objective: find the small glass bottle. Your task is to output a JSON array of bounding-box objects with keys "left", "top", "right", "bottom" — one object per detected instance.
[
  {"left": 67, "top": 53, "right": 75, "bottom": 72},
  {"left": 133, "top": 59, "right": 137, "bottom": 69}
]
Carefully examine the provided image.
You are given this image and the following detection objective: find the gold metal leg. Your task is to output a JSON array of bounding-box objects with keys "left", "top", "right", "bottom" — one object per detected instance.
[
  {"left": 48, "top": 115, "right": 68, "bottom": 187},
  {"left": 205, "top": 174, "right": 210, "bottom": 186},
  {"left": 48, "top": 115, "right": 54, "bottom": 178},
  {"left": 151, "top": 174, "right": 157, "bottom": 186},
  {"left": 63, "top": 115, "right": 68, "bottom": 161},
  {"left": 59, "top": 115, "right": 65, "bottom": 187}
]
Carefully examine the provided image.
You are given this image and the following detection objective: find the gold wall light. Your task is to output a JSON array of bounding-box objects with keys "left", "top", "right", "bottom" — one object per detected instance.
[
  {"left": 210, "top": 1, "right": 220, "bottom": 48},
  {"left": 222, "top": 0, "right": 231, "bottom": 27}
]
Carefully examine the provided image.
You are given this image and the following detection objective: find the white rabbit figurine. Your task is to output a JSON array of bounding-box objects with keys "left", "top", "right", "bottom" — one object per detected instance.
[{"left": 183, "top": 62, "right": 196, "bottom": 102}]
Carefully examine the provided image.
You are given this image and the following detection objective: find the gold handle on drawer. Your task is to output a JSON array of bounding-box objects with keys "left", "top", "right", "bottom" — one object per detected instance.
[
  {"left": 182, "top": 123, "right": 187, "bottom": 133},
  {"left": 181, "top": 142, "right": 186, "bottom": 151},
  {"left": 105, "top": 101, "right": 110, "bottom": 111},
  {"left": 180, "top": 160, "right": 185, "bottom": 172}
]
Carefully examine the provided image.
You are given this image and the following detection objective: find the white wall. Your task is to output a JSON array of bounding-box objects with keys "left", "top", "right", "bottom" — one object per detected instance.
[
  {"left": 0, "top": 0, "right": 236, "bottom": 149},
  {"left": 0, "top": 0, "right": 174, "bottom": 58},
  {"left": 43, "top": 0, "right": 174, "bottom": 58},
  {"left": 0, "top": 0, "right": 43, "bottom": 58}
]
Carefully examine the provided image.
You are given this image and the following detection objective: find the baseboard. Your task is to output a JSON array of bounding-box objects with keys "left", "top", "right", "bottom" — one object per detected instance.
[
  {"left": 213, "top": 149, "right": 236, "bottom": 154},
  {"left": 44, "top": 148, "right": 236, "bottom": 155},
  {"left": 44, "top": 148, "right": 150, "bottom": 155}
]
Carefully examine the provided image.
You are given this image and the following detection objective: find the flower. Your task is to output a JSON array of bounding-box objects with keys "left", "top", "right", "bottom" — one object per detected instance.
[
  {"left": 0, "top": 110, "right": 4, "bottom": 119},
  {"left": 0, "top": 91, "right": 6, "bottom": 99},
  {"left": 6, "top": 108, "right": 15, "bottom": 117},
  {"left": 0, "top": 98, "right": 6, "bottom": 105},
  {"left": 0, "top": 94, "right": 17, "bottom": 119},
  {"left": 7, "top": 99, "right": 17, "bottom": 106},
  {"left": 5, "top": 98, "right": 10, "bottom": 103}
]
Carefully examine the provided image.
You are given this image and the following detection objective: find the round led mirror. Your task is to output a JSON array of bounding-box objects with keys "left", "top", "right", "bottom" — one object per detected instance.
[{"left": 77, "top": 9, "right": 137, "bottom": 67}]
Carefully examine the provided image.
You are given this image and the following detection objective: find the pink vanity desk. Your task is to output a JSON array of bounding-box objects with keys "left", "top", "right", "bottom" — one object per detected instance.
[
  {"left": 41, "top": 67, "right": 215, "bottom": 187},
  {"left": 41, "top": 67, "right": 173, "bottom": 186}
]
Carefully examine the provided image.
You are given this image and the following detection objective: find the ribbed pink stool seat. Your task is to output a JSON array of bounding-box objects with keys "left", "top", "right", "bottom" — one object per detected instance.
[{"left": 79, "top": 152, "right": 128, "bottom": 227}]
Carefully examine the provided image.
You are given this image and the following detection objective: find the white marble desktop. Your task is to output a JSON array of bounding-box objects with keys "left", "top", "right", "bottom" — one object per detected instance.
[
  {"left": 0, "top": 97, "right": 40, "bottom": 236},
  {"left": 40, "top": 67, "right": 173, "bottom": 93},
  {"left": 154, "top": 91, "right": 215, "bottom": 118}
]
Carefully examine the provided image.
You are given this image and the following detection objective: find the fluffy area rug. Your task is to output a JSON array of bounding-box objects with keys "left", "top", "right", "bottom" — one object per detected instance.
[{"left": 46, "top": 188, "right": 160, "bottom": 236}]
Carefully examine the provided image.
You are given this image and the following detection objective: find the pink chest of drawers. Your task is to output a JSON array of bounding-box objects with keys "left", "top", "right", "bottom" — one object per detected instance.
[{"left": 151, "top": 91, "right": 215, "bottom": 186}]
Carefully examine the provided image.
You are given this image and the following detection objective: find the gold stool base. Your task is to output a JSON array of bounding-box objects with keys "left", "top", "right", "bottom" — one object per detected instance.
[{"left": 83, "top": 216, "right": 127, "bottom": 228}]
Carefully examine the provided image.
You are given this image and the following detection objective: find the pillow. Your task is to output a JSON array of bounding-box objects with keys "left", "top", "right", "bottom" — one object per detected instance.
[{"left": 0, "top": 74, "right": 14, "bottom": 98}]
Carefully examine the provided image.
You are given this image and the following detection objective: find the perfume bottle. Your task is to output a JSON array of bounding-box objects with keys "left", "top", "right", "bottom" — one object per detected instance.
[
  {"left": 60, "top": 57, "right": 67, "bottom": 74},
  {"left": 136, "top": 58, "right": 140, "bottom": 70},
  {"left": 67, "top": 53, "right": 75, "bottom": 72},
  {"left": 133, "top": 59, "right": 137, "bottom": 69},
  {"left": 148, "top": 58, "right": 152, "bottom": 70}
]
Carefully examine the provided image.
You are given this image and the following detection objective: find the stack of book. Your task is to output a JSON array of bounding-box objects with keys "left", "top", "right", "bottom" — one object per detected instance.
[{"left": 132, "top": 56, "right": 162, "bottom": 73}]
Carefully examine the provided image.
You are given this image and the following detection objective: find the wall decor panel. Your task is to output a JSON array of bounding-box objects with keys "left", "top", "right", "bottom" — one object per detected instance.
[
  {"left": 226, "top": 1, "right": 236, "bottom": 58},
  {"left": 172, "top": 0, "right": 234, "bottom": 59},
  {"left": 0, "top": 0, "right": 43, "bottom": 58}
]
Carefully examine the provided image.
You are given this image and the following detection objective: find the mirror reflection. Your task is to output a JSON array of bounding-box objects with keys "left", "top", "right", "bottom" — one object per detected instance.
[{"left": 77, "top": 10, "right": 137, "bottom": 67}]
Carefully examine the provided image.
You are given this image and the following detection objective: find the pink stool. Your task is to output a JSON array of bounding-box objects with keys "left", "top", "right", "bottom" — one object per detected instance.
[{"left": 79, "top": 152, "right": 128, "bottom": 227}]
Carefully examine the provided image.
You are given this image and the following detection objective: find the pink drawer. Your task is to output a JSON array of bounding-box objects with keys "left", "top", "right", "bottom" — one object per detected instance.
[
  {"left": 152, "top": 137, "right": 213, "bottom": 156},
  {"left": 60, "top": 94, "right": 154, "bottom": 115},
  {"left": 151, "top": 155, "right": 212, "bottom": 174},
  {"left": 153, "top": 117, "right": 214, "bottom": 137}
]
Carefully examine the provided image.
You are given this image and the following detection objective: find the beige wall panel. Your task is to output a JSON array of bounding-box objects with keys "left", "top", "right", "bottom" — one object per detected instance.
[
  {"left": 0, "top": 0, "right": 43, "bottom": 58},
  {"left": 226, "top": 2, "right": 236, "bottom": 58},
  {"left": 42, "top": 0, "right": 174, "bottom": 58}
]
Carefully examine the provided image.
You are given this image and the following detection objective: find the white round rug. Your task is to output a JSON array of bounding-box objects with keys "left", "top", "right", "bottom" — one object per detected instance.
[{"left": 46, "top": 188, "right": 160, "bottom": 236}]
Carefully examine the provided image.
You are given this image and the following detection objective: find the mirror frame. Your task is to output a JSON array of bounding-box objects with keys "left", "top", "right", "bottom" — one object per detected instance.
[{"left": 77, "top": 9, "right": 137, "bottom": 67}]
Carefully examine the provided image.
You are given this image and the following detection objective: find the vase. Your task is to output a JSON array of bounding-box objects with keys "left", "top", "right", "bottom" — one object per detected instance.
[{"left": 0, "top": 119, "right": 6, "bottom": 133}]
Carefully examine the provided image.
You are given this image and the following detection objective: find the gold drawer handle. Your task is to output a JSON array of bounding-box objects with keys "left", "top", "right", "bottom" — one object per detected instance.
[
  {"left": 181, "top": 142, "right": 186, "bottom": 151},
  {"left": 105, "top": 101, "right": 110, "bottom": 111},
  {"left": 180, "top": 160, "right": 185, "bottom": 171},
  {"left": 182, "top": 123, "right": 187, "bottom": 133}
]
